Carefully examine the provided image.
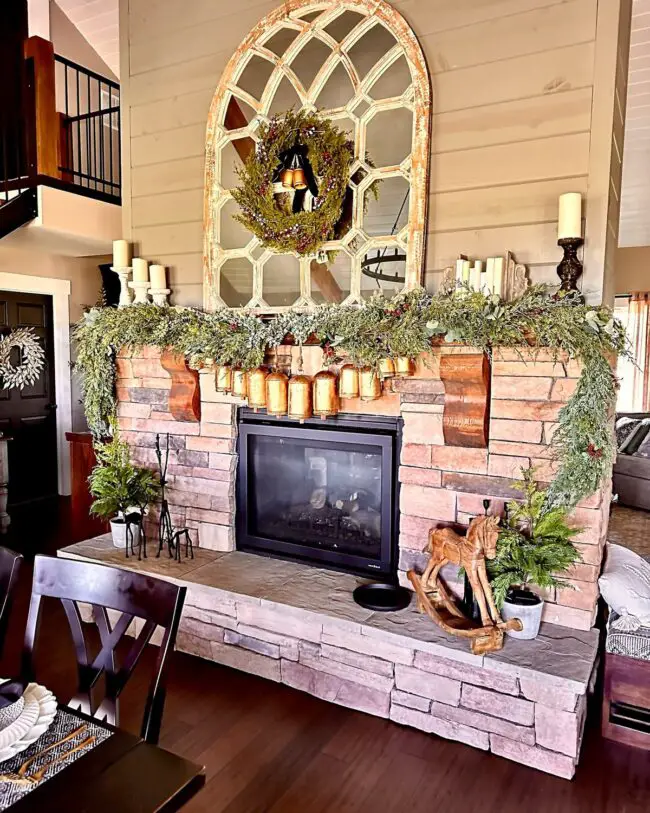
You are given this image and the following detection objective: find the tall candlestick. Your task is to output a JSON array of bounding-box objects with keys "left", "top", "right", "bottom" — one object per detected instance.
[
  {"left": 132, "top": 258, "right": 149, "bottom": 283},
  {"left": 493, "top": 257, "right": 505, "bottom": 298},
  {"left": 150, "top": 264, "right": 167, "bottom": 289},
  {"left": 113, "top": 240, "right": 130, "bottom": 269},
  {"left": 558, "top": 193, "right": 582, "bottom": 240}
]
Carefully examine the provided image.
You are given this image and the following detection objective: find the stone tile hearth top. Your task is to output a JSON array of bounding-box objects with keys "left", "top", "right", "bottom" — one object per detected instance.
[{"left": 60, "top": 535, "right": 599, "bottom": 692}]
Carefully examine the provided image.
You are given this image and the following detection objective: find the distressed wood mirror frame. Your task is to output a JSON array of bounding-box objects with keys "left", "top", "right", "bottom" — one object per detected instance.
[{"left": 203, "top": 0, "right": 432, "bottom": 312}]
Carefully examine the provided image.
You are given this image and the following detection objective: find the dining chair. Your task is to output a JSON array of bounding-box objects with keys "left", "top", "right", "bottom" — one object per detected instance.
[
  {"left": 22, "top": 555, "right": 186, "bottom": 744},
  {"left": 0, "top": 545, "right": 22, "bottom": 659}
]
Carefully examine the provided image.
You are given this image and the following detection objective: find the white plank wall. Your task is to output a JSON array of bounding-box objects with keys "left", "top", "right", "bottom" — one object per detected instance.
[{"left": 119, "top": 0, "right": 626, "bottom": 307}]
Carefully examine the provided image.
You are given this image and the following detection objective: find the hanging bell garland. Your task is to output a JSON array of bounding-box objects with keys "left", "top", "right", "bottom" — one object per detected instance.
[
  {"left": 359, "top": 367, "right": 381, "bottom": 401},
  {"left": 288, "top": 374, "right": 312, "bottom": 423},
  {"left": 215, "top": 364, "right": 233, "bottom": 392},
  {"left": 313, "top": 370, "right": 339, "bottom": 419},
  {"left": 266, "top": 370, "right": 289, "bottom": 416},
  {"left": 378, "top": 358, "right": 396, "bottom": 379},
  {"left": 338, "top": 364, "right": 359, "bottom": 399},
  {"left": 394, "top": 357, "right": 416, "bottom": 377},
  {"left": 247, "top": 367, "right": 268, "bottom": 411},
  {"left": 231, "top": 368, "right": 248, "bottom": 399}
]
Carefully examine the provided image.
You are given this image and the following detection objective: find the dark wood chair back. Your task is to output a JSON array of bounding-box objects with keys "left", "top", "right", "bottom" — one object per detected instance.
[
  {"left": 0, "top": 546, "right": 22, "bottom": 658},
  {"left": 22, "top": 555, "right": 186, "bottom": 744}
]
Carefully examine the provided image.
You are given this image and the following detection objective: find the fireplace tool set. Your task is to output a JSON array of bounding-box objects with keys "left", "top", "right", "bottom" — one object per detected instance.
[{"left": 155, "top": 433, "right": 194, "bottom": 562}]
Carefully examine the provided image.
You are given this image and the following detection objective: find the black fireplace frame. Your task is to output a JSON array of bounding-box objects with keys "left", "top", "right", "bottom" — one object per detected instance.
[{"left": 236, "top": 409, "right": 401, "bottom": 578}]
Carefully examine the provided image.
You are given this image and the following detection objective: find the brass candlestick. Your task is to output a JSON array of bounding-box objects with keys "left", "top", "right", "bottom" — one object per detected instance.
[{"left": 556, "top": 237, "right": 584, "bottom": 293}]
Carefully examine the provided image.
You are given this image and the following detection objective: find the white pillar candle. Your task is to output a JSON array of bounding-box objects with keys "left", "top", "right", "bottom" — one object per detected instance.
[
  {"left": 150, "top": 264, "right": 167, "bottom": 289},
  {"left": 113, "top": 240, "right": 130, "bottom": 269},
  {"left": 485, "top": 258, "right": 495, "bottom": 293},
  {"left": 455, "top": 259, "right": 464, "bottom": 283},
  {"left": 558, "top": 192, "right": 582, "bottom": 240},
  {"left": 462, "top": 260, "right": 471, "bottom": 284},
  {"left": 493, "top": 257, "right": 505, "bottom": 298},
  {"left": 469, "top": 262, "right": 482, "bottom": 291},
  {"left": 132, "top": 258, "right": 149, "bottom": 283}
]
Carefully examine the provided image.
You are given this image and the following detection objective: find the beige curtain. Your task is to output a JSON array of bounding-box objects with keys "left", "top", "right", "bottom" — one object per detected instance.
[{"left": 617, "top": 293, "right": 650, "bottom": 412}]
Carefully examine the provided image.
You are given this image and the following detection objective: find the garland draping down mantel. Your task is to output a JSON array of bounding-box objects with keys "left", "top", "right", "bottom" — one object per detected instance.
[{"left": 73, "top": 287, "right": 627, "bottom": 509}]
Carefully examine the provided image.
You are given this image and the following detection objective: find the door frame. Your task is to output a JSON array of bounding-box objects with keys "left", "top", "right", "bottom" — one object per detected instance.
[{"left": 0, "top": 273, "right": 71, "bottom": 496}]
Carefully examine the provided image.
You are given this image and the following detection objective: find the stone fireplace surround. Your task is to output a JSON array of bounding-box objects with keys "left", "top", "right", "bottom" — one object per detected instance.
[{"left": 65, "top": 343, "right": 612, "bottom": 779}]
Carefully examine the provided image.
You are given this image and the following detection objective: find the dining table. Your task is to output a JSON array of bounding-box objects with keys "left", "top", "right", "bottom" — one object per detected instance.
[{"left": 0, "top": 705, "right": 205, "bottom": 813}]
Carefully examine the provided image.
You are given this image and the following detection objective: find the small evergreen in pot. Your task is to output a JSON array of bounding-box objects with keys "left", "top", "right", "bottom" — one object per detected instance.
[
  {"left": 89, "top": 434, "right": 160, "bottom": 548},
  {"left": 489, "top": 468, "right": 582, "bottom": 639}
]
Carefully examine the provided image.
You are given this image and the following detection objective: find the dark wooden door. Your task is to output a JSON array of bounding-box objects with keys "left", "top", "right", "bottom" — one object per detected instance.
[{"left": 0, "top": 291, "right": 57, "bottom": 505}]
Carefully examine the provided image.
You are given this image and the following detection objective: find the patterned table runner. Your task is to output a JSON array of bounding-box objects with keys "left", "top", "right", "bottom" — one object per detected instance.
[{"left": 0, "top": 709, "right": 112, "bottom": 809}]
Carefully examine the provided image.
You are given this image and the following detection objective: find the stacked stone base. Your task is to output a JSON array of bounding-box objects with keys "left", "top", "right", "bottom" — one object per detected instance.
[{"left": 62, "top": 537, "right": 597, "bottom": 780}]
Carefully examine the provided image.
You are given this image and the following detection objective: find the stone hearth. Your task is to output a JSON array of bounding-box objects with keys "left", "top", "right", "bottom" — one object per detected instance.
[
  {"left": 61, "top": 535, "right": 598, "bottom": 780},
  {"left": 116, "top": 344, "right": 610, "bottom": 632}
]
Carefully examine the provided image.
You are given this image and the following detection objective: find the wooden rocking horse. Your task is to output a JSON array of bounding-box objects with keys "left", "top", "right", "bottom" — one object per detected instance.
[{"left": 408, "top": 515, "right": 522, "bottom": 655}]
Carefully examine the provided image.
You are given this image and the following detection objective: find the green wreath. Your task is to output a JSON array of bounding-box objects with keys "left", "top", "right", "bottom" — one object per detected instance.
[{"left": 231, "top": 110, "right": 353, "bottom": 256}]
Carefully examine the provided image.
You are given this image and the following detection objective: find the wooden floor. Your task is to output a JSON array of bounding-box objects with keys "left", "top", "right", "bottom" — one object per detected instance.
[{"left": 0, "top": 500, "right": 648, "bottom": 812}]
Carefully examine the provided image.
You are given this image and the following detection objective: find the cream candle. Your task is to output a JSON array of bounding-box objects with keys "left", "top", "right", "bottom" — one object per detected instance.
[
  {"left": 485, "top": 258, "right": 495, "bottom": 293},
  {"left": 132, "top": 258, "right": 149, "bottom": 283},
  {"left": 469, "top": 262, "right": 482, "bottom": 291},
  {"left": 113, "top": 240, "right": 130, "bottom": 269},
  {"left": 493, "top": 257, "right": 505, "bottom": 298},
  {"left": 150, "top": 264, "right": 167, "bottom": 289},
  {"left": 455, "top": 258, "right": 464, "bottom": 283},
  {"left": 558, "top": 192, "right": 582, "bottom": 240},
  {"left": 462, "top": 260, "right": 471, "bottom": 284}
]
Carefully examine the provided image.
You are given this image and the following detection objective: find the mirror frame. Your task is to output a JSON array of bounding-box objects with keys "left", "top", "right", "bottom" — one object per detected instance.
[{"left": 203, "top": 0, "right": 432, "bottom": 311}]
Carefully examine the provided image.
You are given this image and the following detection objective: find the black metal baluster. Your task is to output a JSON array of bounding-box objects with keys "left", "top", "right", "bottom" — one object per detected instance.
[
  {"left": 98, "top": 79, "right": 104, "bottom": 194},
  {"left": 86, "top": 74, "right": 91, "bottom": 189},
  {"left": 76, "top": 68, "right": 81, "bottom": 188}
]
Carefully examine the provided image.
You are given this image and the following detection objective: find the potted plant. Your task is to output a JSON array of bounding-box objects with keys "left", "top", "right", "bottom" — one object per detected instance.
[
  {"left": 489, "top": 468, "right": 581, "bottom": 639},
  {"left": 89, "top": 434, "right": 160, "bottom": 548}
]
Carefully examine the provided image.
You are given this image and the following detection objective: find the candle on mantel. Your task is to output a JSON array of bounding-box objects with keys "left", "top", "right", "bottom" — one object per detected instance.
[
  {"left": 493, "top": 257, "right": 505, "bottom": 298},
  {"left": 455, "top": 258, "right": 464, "bottom": 283},
  {"left": 113, "top": 240, "right": 130, "bottom": 269},
  {"left": 470, "top": 260, "right": 482, "bottom": 291},
  {"left": 150, "top": 264, "right": 167, "bottom": 289},
  {"left": 558, "top": 192, "right": 582, "bottom": 240},
  {"left": 132, "top": 258, "right": 149, "bottom": 283},
  {"left": 485, "top": 257, "right": 495, "bottom": 293},
  {"left": 462, "top": 260, "right": 471, "bottom": 284}
]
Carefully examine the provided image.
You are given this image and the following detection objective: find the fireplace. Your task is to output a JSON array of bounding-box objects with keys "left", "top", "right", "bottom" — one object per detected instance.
[{"left": 236, "top": 409, "right": 401, "bottom": 577}]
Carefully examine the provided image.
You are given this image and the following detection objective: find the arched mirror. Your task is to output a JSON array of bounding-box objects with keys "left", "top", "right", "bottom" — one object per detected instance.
[{"left": 204, "top": 0, "right": 431, "bottom": 311}]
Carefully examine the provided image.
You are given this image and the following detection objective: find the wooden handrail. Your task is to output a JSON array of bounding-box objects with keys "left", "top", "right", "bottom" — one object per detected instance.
[{"left": 23, "top": 36, "right": 60, "bottom": 180}]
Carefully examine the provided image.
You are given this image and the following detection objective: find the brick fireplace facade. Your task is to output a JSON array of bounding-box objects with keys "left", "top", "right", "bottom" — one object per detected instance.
[{"left": 116, "top": 344, "right": 609, "bottom": 633}]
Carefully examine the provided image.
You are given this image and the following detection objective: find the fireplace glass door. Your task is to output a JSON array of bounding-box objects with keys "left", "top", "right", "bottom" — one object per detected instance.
[{"left": 237, "top": 416, "right": 397, "bottom": 576}]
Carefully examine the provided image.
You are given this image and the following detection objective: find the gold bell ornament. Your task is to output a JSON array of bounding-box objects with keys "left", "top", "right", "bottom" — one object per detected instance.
[
  {"left": 247, "top": 367, "right": 268, "bottom": 411},
  {"left": 266, "top": 370, "right": 289, "bottom": 416},
  {"left": 288, "top": 374, "right": 312, "bottom": 423},
  {"left": 313, "top": 370, "right": 339, "bottom": 419},
  {"left": 359, "top": 367, "right": 381, "bottom": 401},
  {"left": 394, "top": 357, "right": 416, "bottom": 377},
  {"left": 378, "top": 358, "right": 396, "bottom": 379},
  {"left": 231, "top": 369, "right": 248, "bottom": 399},
  {"left": 338, "top": 364, "right": 360, "bottom": 399},
  {"left": 215, "top": 364, "right": 233, "bottom": 392}
]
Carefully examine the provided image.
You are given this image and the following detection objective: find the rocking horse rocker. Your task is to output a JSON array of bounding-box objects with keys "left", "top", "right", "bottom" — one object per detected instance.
[{"left": 408, "top": 515, "right": 523, "bottom": 655}]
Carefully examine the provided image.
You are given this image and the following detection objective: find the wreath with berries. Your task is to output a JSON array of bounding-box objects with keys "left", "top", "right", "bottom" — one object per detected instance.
[{"left": 231, "top": 110, "right": 354, "bottom": 256}]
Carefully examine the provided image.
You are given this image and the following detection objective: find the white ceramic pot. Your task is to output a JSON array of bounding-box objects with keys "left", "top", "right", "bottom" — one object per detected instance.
[
  {"left": 110, "top": 518, "right": 141, "bottom": 550},
  {"left": 502, "top": 591, "right": 544, "bottom": 640}
]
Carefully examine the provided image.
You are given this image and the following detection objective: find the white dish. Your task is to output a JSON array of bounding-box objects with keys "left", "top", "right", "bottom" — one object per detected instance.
[{"left": 0, "top": 682, "right": 57, "bottom": 763}]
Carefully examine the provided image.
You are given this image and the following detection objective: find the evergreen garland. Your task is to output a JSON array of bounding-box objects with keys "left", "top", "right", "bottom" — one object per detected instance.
[{"left": 72, "top": 286, "right": 627, "bottom": 510}]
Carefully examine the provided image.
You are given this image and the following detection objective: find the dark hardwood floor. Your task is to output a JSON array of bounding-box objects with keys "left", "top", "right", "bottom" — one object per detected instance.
[{"left": 0, "top": 499, "right": 648, "bottom": 812}]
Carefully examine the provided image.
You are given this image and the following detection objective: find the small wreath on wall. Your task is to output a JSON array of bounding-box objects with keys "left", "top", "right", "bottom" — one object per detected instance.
[
  {"left": 0, "top": 327, "right": 46, "bottom": 390},
  {"left": 231, "top": 110, "right": 354, "bottom": 256}
]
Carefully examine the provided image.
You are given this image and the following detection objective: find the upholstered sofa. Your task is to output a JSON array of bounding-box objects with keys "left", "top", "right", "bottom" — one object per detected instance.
[{"left": 613, "top": 413, "right": 650, "bottom": 510}]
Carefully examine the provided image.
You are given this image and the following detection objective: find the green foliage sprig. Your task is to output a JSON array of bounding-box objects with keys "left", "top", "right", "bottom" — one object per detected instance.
[
  {"left": 488, "top": 468, "right": 582, "bottom": 607},
  {"left": 72, "top": 285, "right": 627, "bottom": 509},
  {"left": 89, "top": 432, "right": 160, "bottom": 520}
]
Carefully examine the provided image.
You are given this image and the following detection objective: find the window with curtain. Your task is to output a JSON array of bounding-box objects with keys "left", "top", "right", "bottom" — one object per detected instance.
[{"left": 615, "top": 293, "right": 650, "bottom": 413}]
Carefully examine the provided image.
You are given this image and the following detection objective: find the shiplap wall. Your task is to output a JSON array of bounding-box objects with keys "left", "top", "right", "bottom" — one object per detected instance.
[{"left": 119, "top": 0, "right": 630, "bottom": 307}]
